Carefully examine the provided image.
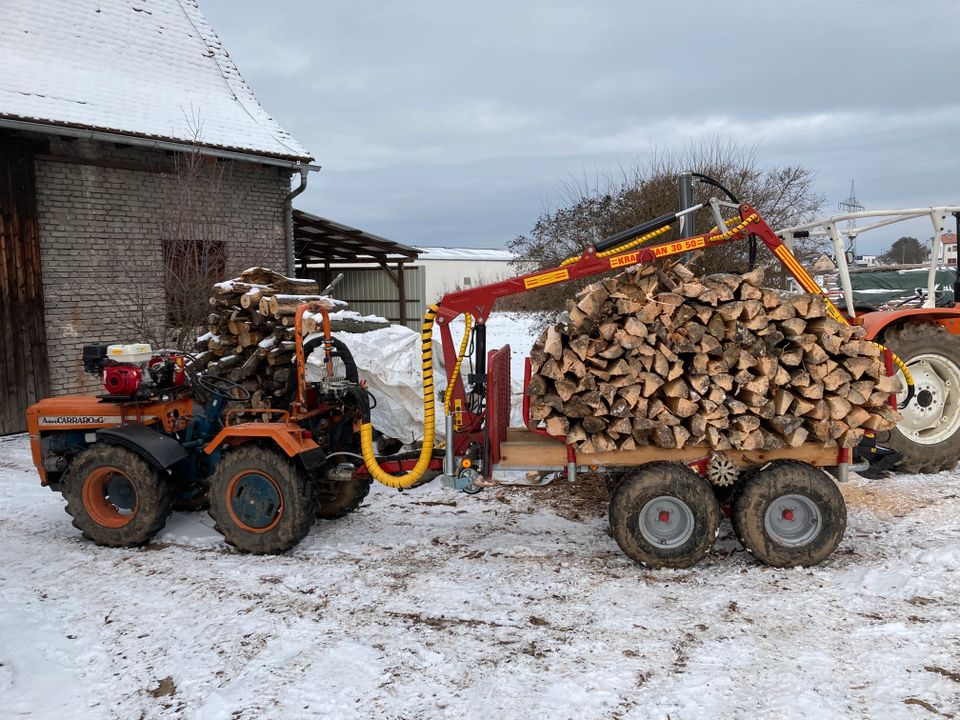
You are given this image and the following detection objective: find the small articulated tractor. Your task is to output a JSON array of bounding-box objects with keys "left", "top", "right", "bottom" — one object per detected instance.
[
  {"left": 26, "top": 179, "right": 906, "bottom": 569},
  {"left": 27, "top": 308, "right": 376, "bottom": 554}
]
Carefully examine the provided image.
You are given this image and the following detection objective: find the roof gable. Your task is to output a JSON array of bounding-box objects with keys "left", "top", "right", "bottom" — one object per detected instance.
[{"left": 0, "top": 0, "right": 311, "bottom": 161}]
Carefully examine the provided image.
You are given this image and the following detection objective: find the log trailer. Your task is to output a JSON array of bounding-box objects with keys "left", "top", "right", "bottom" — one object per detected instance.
[{"left": 26, "top": 191, "right": 899, "bottom": 569}]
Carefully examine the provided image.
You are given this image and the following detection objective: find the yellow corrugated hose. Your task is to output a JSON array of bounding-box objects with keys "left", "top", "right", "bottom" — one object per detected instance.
[
  {"left": 359, "top": 304, "right": 441, "bottom": 489},
  {"left": 443, "top": 313, "right": 472, "bottom": 414}
]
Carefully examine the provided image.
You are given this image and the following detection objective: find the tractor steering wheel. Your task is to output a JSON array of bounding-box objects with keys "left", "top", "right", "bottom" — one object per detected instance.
[{"left": 195, "top": 373, "right": 252, "bottom": 403}]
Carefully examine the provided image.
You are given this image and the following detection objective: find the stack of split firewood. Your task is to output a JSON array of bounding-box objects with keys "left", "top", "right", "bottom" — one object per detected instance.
[
  {"left": 527, "top": 262, "right": 899, "bottom": 454},
  {"left": 195, "top": 267, "right": 345, "bottom": 408}
]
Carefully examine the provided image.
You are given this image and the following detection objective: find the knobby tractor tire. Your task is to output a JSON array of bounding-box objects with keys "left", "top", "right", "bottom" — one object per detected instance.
[
  {"left": 609, "top": 462, "right": 721, "bottom": 569},
  {"left": 732, "top": 460, "right": 846, "bottom": 568},
  {"left": 62, "top": 444, "right": 173, "bottom": 547},
  {"left": 208, "top": 445, "right": 316, "bottom": 554},
  {"left": 316, "top": 478, "right": 371, "bottom": 520},
  {"left": 880, "top": 322, "right": 960, "bottom": 473}
]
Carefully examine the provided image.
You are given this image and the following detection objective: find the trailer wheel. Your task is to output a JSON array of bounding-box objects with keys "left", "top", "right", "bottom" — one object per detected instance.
[
  {"left": 732, "top": 461, "right": 846, "bottom": 568},
  {"left": 316, "top": 478, "right": 371, "bottom": 519},
  {"left": 609, "top": 462, "right": 721, "bottom": 569},
  {"left": 882, "top": 322, "right": 960, "bottom": 472},
  {"left": 208, "top": 446, "right": 316, "bottom": 554},
  {"left": 62, "top": 444, "right": 173, "bottom": 547}
]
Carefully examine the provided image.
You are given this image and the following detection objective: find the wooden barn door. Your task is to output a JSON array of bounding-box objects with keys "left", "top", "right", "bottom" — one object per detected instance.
[{"left": 0, "top": 138, "right": 50, "bottom": 434}]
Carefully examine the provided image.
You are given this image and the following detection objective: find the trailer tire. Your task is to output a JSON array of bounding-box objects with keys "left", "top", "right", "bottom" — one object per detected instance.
[
  {"left": 208, "top": 446, "right": 316, "bottom": 554},
  {"left": 881, "top": 322, "right": 960, "bottom": 473},
  {"left": 62, "top": 444, "right": 173, "bottom": 547},
  {"left": 609, "top": 462, "right": 721, "bottom": 569},
  {"left": 732, "top": 461, "right": 845, "bottom": 568}
]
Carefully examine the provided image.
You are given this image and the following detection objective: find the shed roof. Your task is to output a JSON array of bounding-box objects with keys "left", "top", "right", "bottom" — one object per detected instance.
[
  {"left": 294, "top": 210, "right": 420, "bottom": 265},
  {"left": 0, "top": 0, "right": 311, "bottom": 162}
]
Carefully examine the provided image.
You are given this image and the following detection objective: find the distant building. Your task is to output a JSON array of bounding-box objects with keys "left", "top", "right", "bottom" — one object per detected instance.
[
  {"left": 930, "top": 232, "right": 958, "bottom": 266},
  {"left": 413, "top": 247, "right": 515, "bottom": 303},
  {"left": 853, "top": 255, "right": 880, "bottom": 268},
  {"left": 0, "top": 0, "right": 312, "bottom": 433}
]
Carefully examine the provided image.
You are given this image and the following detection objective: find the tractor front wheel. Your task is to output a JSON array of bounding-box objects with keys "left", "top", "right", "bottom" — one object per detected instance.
[
  {"left": 316, "top": 477, "right": 371, "bottom": 520},
  {"left": 609, "top": 462, "right": 721, "bottom": 569},
  {"left": 882, "top": 322, "right": 960, "bottom": 473},
  {"left": 208, "top": 446, "right": 316, "bottom": 554},
  {"left": 62, "top": 444, "right": 173, "bottom": 547}
]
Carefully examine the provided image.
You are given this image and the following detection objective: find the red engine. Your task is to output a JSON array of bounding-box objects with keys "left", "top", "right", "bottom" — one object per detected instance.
[
  {"left": 83, "top": 343, "right": 186, "bottom": 399},
  {"left": 101, "top": 364, "right": 143, "bottom": 396}
]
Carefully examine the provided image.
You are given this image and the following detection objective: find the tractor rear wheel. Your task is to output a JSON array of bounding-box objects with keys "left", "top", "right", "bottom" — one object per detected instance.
[
  {"left": 609, "top": 462, "right": 721, "bottom": 569},
  {"left": 881, "top": 322, "right": 960, "bottom": 472},
  {"left": 62, "top": 444, "right": 173, "bottom": 547},
  {"left": 208, "top": 446, "right": 316, "bottom": 554},
  {"left": 315, "top": 464, "right": 372, "bottom": 520},
  {"left": 732, "top": 460, "right": 846, "bottom": 567}
]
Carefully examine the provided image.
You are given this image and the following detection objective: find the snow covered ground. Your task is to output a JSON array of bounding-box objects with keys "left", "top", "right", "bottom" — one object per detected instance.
[{"left": 1, "top": 431, "right": 959, "bottom": 719}]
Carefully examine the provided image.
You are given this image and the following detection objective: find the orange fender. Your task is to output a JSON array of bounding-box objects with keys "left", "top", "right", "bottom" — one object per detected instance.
[
  {"left": 856, "top": 307, "right": 960, "bottom": 340},
  {"left": 204, "top": 421, "right": 320, "bottom": 458}
]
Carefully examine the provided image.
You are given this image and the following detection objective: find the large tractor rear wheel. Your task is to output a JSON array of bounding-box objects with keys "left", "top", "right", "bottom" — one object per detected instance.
[
  {"left": 208, "top": 446, "right": 316, "bottom": 554},
  {"left": 732, "top": 461, "right": 846, "bottom": 567},
  {"left": 882, "top": 322, "right": 960, "bottom": 472},
  {"left": 609, "top": 462, "right": 721, "bottom": 569},
  {"left": 62, "top": 444, "right": 173, "bottom": 547}
]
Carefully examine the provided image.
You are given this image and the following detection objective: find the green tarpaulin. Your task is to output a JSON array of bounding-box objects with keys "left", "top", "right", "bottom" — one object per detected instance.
[{"left": 848, "top": 267, "right": 957, "bottom": 306}]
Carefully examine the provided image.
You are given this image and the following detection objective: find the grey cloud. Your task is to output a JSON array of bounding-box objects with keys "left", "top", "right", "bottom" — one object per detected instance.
[{"left": 202, "top": 0, "right": 960, "bottom": 253}]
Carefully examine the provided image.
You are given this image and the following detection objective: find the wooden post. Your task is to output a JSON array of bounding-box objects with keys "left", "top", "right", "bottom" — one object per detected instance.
[{"left": 379, "top": 261, "right": 401, "bottom": 326}]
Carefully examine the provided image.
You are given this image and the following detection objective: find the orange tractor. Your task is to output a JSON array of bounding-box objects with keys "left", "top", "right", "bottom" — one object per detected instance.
[
  {"left": 26, "top": 188, "right": 906, "bottom": 568},
  {"left": 26, "top": 305, "right": 377, "bottom": 553}
]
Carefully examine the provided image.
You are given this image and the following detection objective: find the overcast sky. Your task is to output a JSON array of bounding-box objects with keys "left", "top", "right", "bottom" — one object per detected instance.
[{"left": 201, "top": 0, "right": 959, "bottom": 255}]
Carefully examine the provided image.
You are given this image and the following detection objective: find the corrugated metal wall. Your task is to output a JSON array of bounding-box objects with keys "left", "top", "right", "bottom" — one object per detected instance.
[{"left": 305, "top": 266, "right": 425, "bottom": 330}]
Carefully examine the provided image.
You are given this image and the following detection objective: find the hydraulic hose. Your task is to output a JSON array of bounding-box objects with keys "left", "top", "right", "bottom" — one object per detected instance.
[
  {"left": 873, "top": 342, "right": 915, "bottom": 408},
  {"left": 560, "top": 224, "right": 672, "bottom": 267},
  {"left": 359, "top": 304, "right": 439, "bottom": 489},
  {"left": 444, "top": 313, "right": 472, "bottom": 413}
]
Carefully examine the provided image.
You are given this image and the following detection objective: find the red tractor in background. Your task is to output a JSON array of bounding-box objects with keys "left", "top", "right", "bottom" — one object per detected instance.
[{"left": 778, "top": 205, "right": 960, "bottom": 473}]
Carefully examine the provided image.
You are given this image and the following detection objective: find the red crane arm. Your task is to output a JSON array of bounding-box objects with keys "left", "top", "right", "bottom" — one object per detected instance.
[{"left": 435, "top": 203, "right": 840, "bottom": 325}]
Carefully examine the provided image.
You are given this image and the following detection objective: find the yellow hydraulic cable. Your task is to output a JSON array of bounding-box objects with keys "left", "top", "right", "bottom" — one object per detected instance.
[
  {"left": 560, "top": 224, "right": 673, "bottom": 266},
  {"left": 872, "top": 342, "right": 915, "bottom": 390},
  {"left": 443, "top": 313, "right": 472, "bottom": 413},
  {"left": 707, "top": 215, "right": 746, "bottom": 234},
  {"left": 360, "top": 303, "right": 439, "bottom": 489},
  {"left": 712, "top": 214, "right": 757, "bottom": 241}
]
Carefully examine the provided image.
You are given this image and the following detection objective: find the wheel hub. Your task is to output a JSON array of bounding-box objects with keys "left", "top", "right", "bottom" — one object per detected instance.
[
  {"left": 82, "top": 466, "right": 138, "bottom": 528},
  {"left": 229, "top": 472, "right": 283, "bottom": 530},
  {"left": 763, "top": 494, "right": 821, "bottom": 547},
  {"left": 637, "top": 496, "right": 695, "bottom": 549},
  {"left": 897, "top": 354, "right": 960, "bottom": 444}
]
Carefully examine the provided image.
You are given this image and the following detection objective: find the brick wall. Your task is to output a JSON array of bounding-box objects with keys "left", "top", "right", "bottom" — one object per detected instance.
[{"left": 35, "top": 137, "right": 291, "bottom": 394}]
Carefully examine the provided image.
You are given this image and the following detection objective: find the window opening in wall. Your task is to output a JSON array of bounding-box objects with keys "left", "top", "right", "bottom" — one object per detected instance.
[{"left": 160, "top": 221, "right": 227, "bottom": 348}]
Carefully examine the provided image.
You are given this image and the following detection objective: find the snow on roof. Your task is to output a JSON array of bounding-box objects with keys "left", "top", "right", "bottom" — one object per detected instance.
[
  {"left": 0, "top": 0, "right": 311, "bottom": 161},
  {"left": 416, "top": 247, "right": 515, "bottom": 261}
]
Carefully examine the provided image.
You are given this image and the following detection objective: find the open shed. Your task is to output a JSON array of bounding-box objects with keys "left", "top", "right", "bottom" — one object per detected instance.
[{"left": 293, "top": 209, "right": 424, "bottom": 329}]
